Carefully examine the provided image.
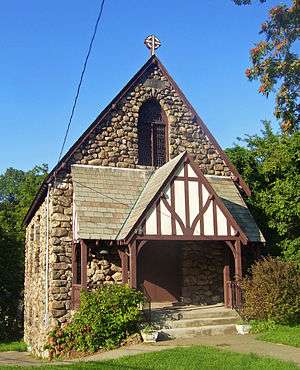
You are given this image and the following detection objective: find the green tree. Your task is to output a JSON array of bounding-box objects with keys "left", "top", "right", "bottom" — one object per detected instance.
[
  {"left": 0, "top": 164, "right": 48, "bottom": 340},
  {"left": 226, "top": 121, "right": 300, "bottom": 264},
  {"left": 234, "top": 0, "right": 300, "bottom": 132}
]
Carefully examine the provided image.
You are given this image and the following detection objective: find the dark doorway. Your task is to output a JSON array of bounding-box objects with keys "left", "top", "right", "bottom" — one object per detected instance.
[{"left": 138, "top": 242, "right": 181, "bottom": 303}]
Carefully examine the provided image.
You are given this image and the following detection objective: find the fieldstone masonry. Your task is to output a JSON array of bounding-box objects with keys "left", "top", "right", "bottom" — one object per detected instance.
[
  {"left": 87, "top": 246, "right": 122, "bottom": 290},
  {"left": 181, "top": 242, "right": 225, "bottom": 305},
  {"left": 24, "top": 62, "right": 231, "bottom": 355}
]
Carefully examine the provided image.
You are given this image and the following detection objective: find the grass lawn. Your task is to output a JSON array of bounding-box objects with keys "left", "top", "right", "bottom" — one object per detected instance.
[
  {"left": 0, "top": 346, "right": 298, "bottom": 370},
  {"left": 256, "top": 324, "right": 300, "bottom": 348},
  {"left": 0, "top": 341, "right": 27, "bottom": 352}
]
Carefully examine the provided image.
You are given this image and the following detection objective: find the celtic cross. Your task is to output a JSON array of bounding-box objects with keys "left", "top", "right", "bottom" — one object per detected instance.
[{"left": 144, "top": 35, "right": 161, "bottom": 56}]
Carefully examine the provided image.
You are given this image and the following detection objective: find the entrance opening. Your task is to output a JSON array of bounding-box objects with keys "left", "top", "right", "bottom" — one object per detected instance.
[{"left": 138, "top": 242, "right": 180, "bottom": 303}]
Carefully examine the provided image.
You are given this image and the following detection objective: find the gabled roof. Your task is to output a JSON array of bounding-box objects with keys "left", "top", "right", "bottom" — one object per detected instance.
[
  {"left": 72, "top": 153, "right": 263, "bottom": 243},
  {"left": 24, "top": 55, "right": 250, "bottom": 225}
]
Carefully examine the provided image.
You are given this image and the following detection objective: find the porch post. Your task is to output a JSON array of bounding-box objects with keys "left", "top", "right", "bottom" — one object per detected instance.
[
  {"left": 80, "top": 239, "right": 87, "bottom": 289},
  {"left": 72, "top": 241, "right": 77, "bottom": 286},
  {"left": 119, "top": 248, "right": 129, "bottom": 284},
  {"left": 223, "top": 246, "right": 230, "bottom": 308},
  {"left": 234, "top": 239, "right": 242, "bottom": 307},
  {"left": 129, "top": 241, "right": 137, "bottom": 289}
]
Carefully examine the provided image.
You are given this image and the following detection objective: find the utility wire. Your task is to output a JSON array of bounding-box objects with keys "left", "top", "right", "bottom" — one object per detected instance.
[
  {"left": 73, "top": 177, "right": 178, "bottom": 224},
  {"left": 73, "top": 179, "right": 131, "bottom": 208},
  {"left": 58, "top": 0, "right": 106, "bottom": 162}
]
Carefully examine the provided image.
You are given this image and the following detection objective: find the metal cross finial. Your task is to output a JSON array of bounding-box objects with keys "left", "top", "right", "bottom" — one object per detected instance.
[{"left": 144, "top": 35, "right": 161, "bottom": 56}]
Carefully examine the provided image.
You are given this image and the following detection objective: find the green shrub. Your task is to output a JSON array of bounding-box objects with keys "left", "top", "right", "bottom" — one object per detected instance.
[
  {"left": 240, "top": 257, "right": 300, "bottom": 324},
  {"left": 46, "top": 284, "right": 144, "bottom": 357}
]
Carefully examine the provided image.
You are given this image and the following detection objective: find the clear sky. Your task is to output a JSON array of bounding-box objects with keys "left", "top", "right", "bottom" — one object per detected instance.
[{"left": 0, "top": 0, "right": 284, "bottom": 174}]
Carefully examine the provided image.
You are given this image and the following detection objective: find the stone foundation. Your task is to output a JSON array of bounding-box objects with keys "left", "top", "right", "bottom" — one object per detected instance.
[{"left": 181, "top": 242, "right": 225, "bottom": 305}]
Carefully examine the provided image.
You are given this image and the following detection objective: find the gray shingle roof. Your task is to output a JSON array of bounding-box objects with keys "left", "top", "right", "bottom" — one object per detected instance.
[
  {"left": 72, "top": 153, "right": 264, "bottom": 243},
  {"left": 72, "top": 165, "right": 152, "bottom": 240},
  {"left": 205, "top": 175, "right": 265, "bottom": 242}
]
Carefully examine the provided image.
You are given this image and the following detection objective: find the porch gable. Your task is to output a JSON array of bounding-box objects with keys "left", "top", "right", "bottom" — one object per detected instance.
[{"left": 121, "top": 153, "right": 248, "bottom": 244}]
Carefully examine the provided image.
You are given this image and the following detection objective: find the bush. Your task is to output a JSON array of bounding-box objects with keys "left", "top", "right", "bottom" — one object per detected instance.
[
  {"left": 46, "top": 284, "right": 144, "bottom": 357},
  {"left": 240, "top": 257, "right": 300, "bottom": 324}
]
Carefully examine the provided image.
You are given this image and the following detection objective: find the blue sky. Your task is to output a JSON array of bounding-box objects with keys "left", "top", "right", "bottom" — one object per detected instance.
[{"left": 0, "top": 0, "right": 284, "bottom": 174}]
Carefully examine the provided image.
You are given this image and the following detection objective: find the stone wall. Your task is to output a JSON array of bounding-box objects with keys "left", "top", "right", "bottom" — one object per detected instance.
[
  {"left": 181, "top": 241, "right": 225, "bottom": 305},
  {"left": 24, "top": 200, "right": 49, "bottom": 356},
  {"left": 49, "top": 174, "right": 73, "bottom": 325},
  {"left": 87, "top": 245, "right": 122, "bottom": 290}
]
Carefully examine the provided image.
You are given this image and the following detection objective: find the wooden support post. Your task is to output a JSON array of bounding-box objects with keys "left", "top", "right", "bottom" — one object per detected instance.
[
  {"left": 234, "top": 239, "right": 242, "bottom": 308},
  {"left": 223, "top": 246, "right": 230, "bottom": 308},
  {"left": 129, "top": 241, "right": 137, "bottom": 289},
  {"left": 72, "top": 241, "right": 77, "bottom": 286},
  {"left": 118, "top": 248, "right": 129, "bottom": 285},
  {"left": 80, "top": 240, "right": 87, "bottom": 290}
]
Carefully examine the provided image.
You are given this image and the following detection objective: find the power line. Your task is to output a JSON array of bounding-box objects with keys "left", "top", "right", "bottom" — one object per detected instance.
[
  {"left": 73, "top": 179, "right": 131, "bottom": 208},
  {"left": 72, "top": 176, "right": 178, "bottom": 225},
  {"left": 58, "top": 0, "right": 106, "bottom": 162}
]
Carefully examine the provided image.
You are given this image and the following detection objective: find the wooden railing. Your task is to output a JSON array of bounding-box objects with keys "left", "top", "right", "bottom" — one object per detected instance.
[{"left": 226, "top": 281, "right": 242, "bottom": 309}]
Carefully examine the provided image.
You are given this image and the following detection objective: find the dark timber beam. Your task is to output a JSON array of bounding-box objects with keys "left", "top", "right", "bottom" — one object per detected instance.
[
  {"left": 80, "top": 239, "right": 88, "bottom": 290},
  {"left": 118, "top": 248, "right": 129, "bottom": 285},
  {"left": 234, "top": 239, "right": 242, "bottom": 308},
  {"left": 223, "top": 246, "right": 230, "bottom": 308},
  {"left": 129, "top": 241, "right": 137, "bottom": 289}
]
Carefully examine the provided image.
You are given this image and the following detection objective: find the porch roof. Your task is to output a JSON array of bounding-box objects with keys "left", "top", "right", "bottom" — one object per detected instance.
[
  {"left": 72, "top": 153, "right": 264, "bottom": 243},
  {"left": 72, "top": 165, "right": 152, "bottom": 240},
  {"left": 206, "top": 176, "right": 265, "bottom": 242}
]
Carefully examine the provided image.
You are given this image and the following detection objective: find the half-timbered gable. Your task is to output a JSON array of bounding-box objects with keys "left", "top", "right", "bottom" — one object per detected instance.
[{"left": 120, "top": 153, "right": 249, "bottom": 243}]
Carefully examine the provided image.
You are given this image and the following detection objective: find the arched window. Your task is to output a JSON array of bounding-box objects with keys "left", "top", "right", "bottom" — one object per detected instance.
[{"left": 137, "top": 99, "right": 167, "bottom": 167}]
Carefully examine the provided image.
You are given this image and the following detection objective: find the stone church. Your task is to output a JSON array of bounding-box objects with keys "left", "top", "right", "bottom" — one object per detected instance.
[{"left": 24, "top": 47, "right": 264, "bottom": 355}]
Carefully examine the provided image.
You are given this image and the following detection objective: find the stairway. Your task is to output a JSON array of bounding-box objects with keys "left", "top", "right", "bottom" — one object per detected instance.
[{"left": 149, "top": 303, "right": 239, "bottom": 339}]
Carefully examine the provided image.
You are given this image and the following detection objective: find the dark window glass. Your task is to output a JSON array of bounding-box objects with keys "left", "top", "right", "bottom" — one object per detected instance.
[{"left": 138, "top": 99, "right": 167, "bottom": 166}]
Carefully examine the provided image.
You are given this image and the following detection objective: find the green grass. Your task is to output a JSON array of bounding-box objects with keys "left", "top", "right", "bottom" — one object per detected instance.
[
  {"left": 256, "top": 324, "right": 300, "bottom": 348},
  {"left": 0, "top": 345, "right": 298, "bottom": 369},
  {"left": 0, "top": 341, "right": 27, "bottom": 352}
]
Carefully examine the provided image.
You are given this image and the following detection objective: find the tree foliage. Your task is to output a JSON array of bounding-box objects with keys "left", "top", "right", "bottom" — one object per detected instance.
[
  {"left": 226, "top": 121, "right": 300, "bottom": 264},
  {"left": 0, "top": 165, "right": 48, "bottom": 340},
  {"left": 234, "top": 0, "right": 300, "bottom": 132}
]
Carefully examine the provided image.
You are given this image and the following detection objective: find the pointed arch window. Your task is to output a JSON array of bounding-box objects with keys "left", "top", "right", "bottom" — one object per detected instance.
[{"left": 137, "top": 99, "right": 167, "bottom": 167}]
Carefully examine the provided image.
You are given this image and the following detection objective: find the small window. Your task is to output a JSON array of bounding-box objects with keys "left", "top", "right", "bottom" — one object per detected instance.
[
  {"left": 138, "top": 99, "right": 167, "bottom": 167},
  {"left": 35, "top": 215, "right": 41, "bottom": 244},
  {"left": 30, "top": 224, "right": 34, "bottom": 242}
]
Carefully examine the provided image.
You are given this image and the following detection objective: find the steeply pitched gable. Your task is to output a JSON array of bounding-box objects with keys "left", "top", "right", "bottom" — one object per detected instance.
[{"left": 24, "top": 55, "right": 250, "bottom": 225}]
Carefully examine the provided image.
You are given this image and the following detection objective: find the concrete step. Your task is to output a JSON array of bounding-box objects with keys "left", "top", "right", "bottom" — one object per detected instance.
[
  {"left": 151, "top": 305, "right": 238, "bottom": 321},
  {"left": 159, "top": 324, "right": 237, "bottom": 339},
  {"left": 163, "top": 316, "right": 238, "bottom": 329}
]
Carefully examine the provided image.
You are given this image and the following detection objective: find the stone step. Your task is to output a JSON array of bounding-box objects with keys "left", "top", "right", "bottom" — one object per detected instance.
[
  {"left": 163, "top": 316, "right": 237, "bottom": 329},
  {"left": 159, "top": 324, "right": 237, "bottom": 340},
  {"left": 151, "top": 306, "right": 238, "bottom": 321}
]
